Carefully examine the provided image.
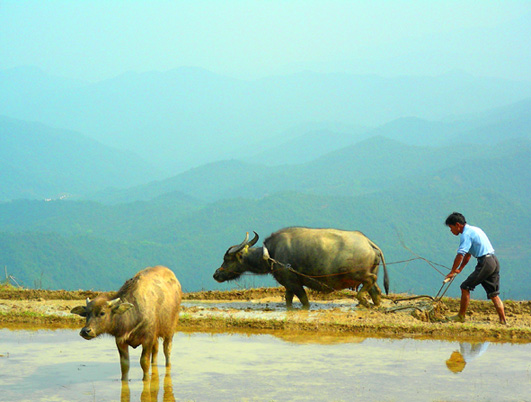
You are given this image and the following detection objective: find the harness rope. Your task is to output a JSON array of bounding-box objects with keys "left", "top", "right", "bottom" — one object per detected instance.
[
  {"left": 264, "top": 256, "right": 338, "bottom": 292},
  {"left": 263, "top": 254, "right": 450, "bottom": 297}
]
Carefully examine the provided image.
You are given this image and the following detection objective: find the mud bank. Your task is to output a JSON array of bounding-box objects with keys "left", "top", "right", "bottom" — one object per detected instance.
[{"left": 1, "top": 286, "right": 530, "bottom": 342}]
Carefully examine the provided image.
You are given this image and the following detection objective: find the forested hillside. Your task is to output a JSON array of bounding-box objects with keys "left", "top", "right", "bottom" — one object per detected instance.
[{"left": 0, "top": 136, "right": 529, "bottom": 299}]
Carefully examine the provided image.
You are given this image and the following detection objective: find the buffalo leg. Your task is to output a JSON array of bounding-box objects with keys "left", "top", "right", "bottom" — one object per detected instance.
[
  {"left": 151, "top": 340, "right": 159, "bottom": 365},
  {"left": 357, "top": 274, "right": 377, "bottom": 307},
  {"left": 368, "top": 283, "right": 382, "bottom": 306},
  {"left": 295, "top": 288, "right": 310, "bottom": 310},
  {"left": 285, "top": 289, "right": 295, "bottom": 309},
  {"left": 286, "top": 286, "right": 309, "bottom": 310},
  {"left": 116, "top": 340, "right": 130, "bottom": 381},
  {"left": 140, "top": 342, "right": 153, "bottom": 381},
  {"left": 163, "top": 336, "right": 173, "bottom": 368}
]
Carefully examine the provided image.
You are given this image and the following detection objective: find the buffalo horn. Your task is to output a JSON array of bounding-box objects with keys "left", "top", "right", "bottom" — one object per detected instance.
[
  {"left": 248, "top": 231, "right": 259, "bottom": 247},
  {"left": 228, "top": 232, "right": 249, "bottom": 254},
  {"left": 228, "top": 231, "right": 259, "bottom": 254}
]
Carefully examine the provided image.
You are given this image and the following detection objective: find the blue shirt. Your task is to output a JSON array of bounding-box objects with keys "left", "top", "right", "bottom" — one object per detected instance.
[{"left": 457, "top": 224, "right": 495, "bottom": 258}]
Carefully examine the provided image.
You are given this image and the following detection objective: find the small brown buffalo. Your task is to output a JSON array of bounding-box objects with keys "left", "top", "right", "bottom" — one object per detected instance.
[{"left": 71, "top": 266, "right": 182, "bottom": 381}]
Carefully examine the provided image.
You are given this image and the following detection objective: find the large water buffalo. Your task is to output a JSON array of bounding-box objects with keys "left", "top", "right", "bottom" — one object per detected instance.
[
  {"left": 71, "top": 266, "right": 182, "bottom": 381},
  {"left": 214, "top": 227, "right": 389, "bottom": 309}
]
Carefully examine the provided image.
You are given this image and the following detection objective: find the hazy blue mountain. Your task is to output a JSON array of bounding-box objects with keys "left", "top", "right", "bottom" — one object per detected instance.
[
  {"left": 0, "top": 116, "right": 161, "bottom": 201},
  {"left": 357, "top": 97, "right": 531, "bottom": 147},
  {"left": 446, "top": 97, "right": 531, "bottom": 144},
  {"left": 365, "top": 117, "right": 459, "bottom": 146},
  {"left": 0, "top": 231, "right": 202, "bottom": 293},
  {"left": 1, "top": 67, "right": 530, "bottom": 174},
  {"left": 241, "top": 126, "right": 370, "bottom": 166},
  {"left": 87, "top": 159, "right": 268, "bottom": 204},
  {"left": 91, "top": 135, "right": 530, "bottom": 205}
]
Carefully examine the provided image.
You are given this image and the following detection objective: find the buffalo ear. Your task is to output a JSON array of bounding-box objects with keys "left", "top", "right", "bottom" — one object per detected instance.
[
  {"left": 107, "top": 298, "right": 133, "bottom": 314},
  {"left": 112, "top": 302, "right": 134, "bottom": 315},
  {"left": 71, "top": 306, "right": 87, "bottom": 317}
]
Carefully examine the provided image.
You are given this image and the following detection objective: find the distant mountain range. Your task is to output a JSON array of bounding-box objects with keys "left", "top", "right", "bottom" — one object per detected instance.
[
  {"left": 87, "top": 100, "right": 530, "bottom": 205},
  {"left": 0, "top": 116, "right": 161, "bottom": 201},
  {"left": 1, "top": 67, "right": 530, "bottom": 174},
  {"left": 1, "top": 94, "right": 529, "bottom": 203}
]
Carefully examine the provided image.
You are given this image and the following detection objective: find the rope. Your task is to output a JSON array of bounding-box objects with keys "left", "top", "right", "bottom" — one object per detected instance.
[
  {"left": 395, "top": 229, "right": 451, "bottom": 276},
  {"left": 265, "top": 257, "right": 338, "bottom": 292},
  {"left": 263, "top": 254, "right": 448, "bottom": 294}
]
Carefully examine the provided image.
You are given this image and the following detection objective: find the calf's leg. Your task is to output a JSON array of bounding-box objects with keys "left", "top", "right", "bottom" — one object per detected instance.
[
  {"left": 163, "top": 336, "right": 173, "bottom": 368},
  {"left": 116, "top": 340, "right": 130, "bottom": 381},
  {"left": 151, "top": 340, "right": 159, "bottom": 365},
  {"left": 140, "top": 341, "right": 154, "bottom": 381}
]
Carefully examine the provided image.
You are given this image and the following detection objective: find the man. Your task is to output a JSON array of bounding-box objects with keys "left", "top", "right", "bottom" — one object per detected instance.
[{"left": 444, "top": 212, "right": 506, "bottom": 324}]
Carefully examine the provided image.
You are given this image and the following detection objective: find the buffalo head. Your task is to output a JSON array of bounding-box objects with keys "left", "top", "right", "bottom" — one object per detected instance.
[
  {"left": 71, "top": 297, "right": 133, "bottom": 339},
  {"left": 213, "top": 231, "right": 260, "bottom": 282}
]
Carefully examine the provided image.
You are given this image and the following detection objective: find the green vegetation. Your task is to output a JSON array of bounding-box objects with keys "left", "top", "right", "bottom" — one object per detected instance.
[
  {"left": 0, "top": 122, "right": 529, "bottom": 300},
  {"left": 0, "top": 177, "right": 528, "bottom": 299}
]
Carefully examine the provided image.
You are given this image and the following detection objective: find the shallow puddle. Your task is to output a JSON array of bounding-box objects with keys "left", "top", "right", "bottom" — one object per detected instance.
[{"left": 0, "top": 328, "right": 529, "bottom": 402}]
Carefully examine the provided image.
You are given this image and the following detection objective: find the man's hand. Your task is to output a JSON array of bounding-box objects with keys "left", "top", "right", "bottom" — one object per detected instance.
[
  {"left": 444, "top": 272, "right": 456, "bottom": 283},
  {"left": 445, "top": 267, "right": 463, "bottom": 282},
  {"left": 445, "top": 254, "right": 469, "bottom": 282}
]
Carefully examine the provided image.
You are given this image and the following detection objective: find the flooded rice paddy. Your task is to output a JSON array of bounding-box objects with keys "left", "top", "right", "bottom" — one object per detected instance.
[{"left": 1, "top": 328, "right": 530, "bottom": 402}]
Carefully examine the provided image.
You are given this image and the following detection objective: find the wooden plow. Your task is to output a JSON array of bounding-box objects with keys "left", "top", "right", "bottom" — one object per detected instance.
[{"left": 385, "top": 276, "right": 456, "bottom": 322}]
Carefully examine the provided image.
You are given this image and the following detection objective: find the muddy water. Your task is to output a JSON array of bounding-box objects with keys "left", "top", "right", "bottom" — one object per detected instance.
[{"left": 0, "top": 329, "right": 529, "bottom": 402}]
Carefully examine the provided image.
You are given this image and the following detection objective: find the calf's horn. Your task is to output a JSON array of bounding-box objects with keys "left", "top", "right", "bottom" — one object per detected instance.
[{"left": 108, "top": 298, "right": 121, "bottom": 308}]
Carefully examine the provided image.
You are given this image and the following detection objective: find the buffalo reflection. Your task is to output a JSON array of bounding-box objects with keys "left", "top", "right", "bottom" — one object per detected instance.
[
  {"left": 121, "top": 365, "right": 175, "bottom": 402},
  {"left": 446, "top": 342, "right": 489, "bottom": 373}
]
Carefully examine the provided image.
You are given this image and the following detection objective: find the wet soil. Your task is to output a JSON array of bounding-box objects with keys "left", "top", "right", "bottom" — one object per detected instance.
[{"left": 1, "top": 285, "right": 530, "bottom": 342}]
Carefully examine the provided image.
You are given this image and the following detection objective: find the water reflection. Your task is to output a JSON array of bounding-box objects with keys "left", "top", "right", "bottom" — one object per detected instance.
[
  {"left": 1, "top": 329, "right": 529, "bottom": 402},
  {"left": 274, "top": 331, "right": 365, "bottom": 344},
  {"left": 121, "top": 366, "right": 176, "bottom": 402},
  {"left": 445, "top": 342, "right": 489, "bottom": 373}
]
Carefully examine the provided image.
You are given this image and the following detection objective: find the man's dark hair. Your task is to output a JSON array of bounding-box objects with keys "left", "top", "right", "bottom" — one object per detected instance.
[{"left": 445, "top": 212, "right": 466, "bottom": 226}]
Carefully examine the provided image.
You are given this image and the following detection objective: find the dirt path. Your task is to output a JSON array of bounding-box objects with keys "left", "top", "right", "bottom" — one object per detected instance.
[{"left": 1, "top": 286, "right": 530, "bottom": 342}]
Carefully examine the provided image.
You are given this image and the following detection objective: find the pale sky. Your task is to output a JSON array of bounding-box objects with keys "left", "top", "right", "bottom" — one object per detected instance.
[{"left": 1, "top": 0, "right": 530, "bottom": 82}]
